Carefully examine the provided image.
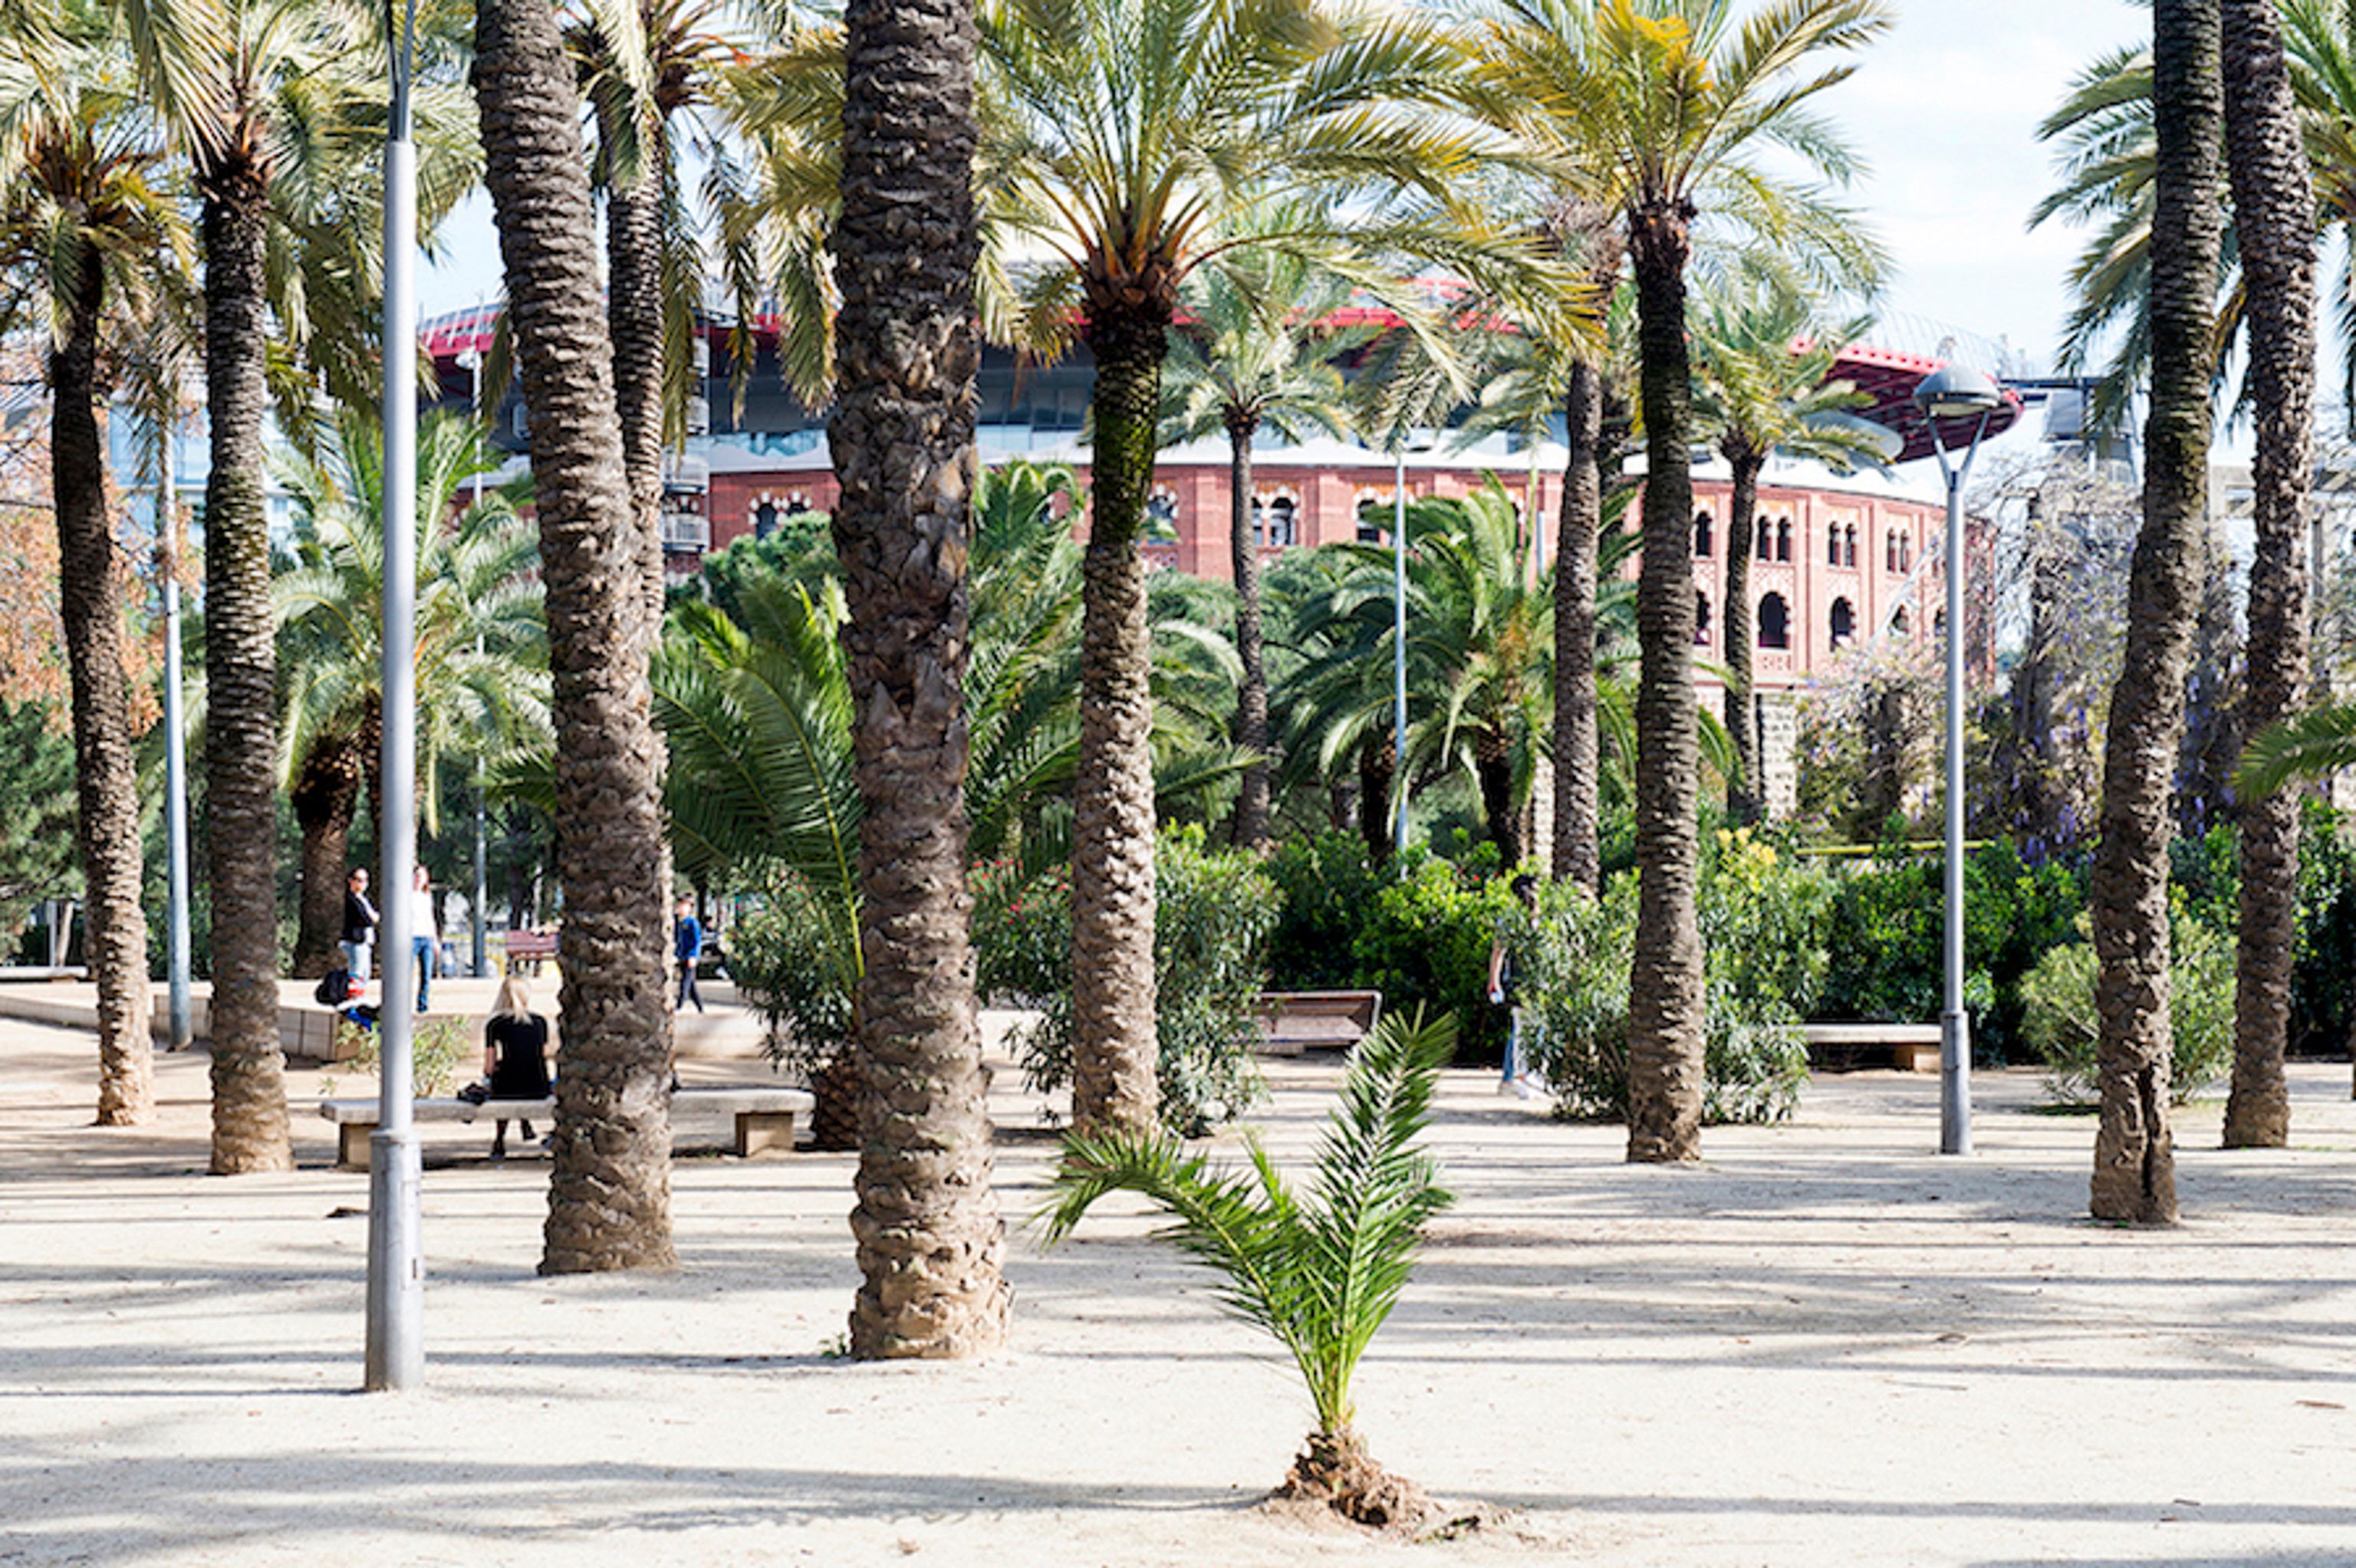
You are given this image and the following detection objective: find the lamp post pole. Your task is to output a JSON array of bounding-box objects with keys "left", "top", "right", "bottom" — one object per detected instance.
[
  {"left": 1916, "top": 367, "right": 2002, "bottom": 1158},
  {"left": 158, "top": 426, "right": 192, "bottom": 1054},
  {"left": 365, "top": 0, "right": 423, "bottom": 1392},
  {"left": 1394, "top": 446, "right": 1409, "bottom": 856}
]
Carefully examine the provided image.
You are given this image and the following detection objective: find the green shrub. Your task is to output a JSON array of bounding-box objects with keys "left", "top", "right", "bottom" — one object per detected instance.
[
  {"left": 976, "top": 827, "right": 1278, "bottom": 1136},
  {"left": 2020, "top": 912, "right": 2236, "bottom": 1105},
  {"left": 2293, "top": 802, "right": 2356, "bottom": 1057},
  {"left": 1347, "top": 850, "right": 1519, "bottom": 1060},
  {"left": 726, "top": 866, "right": 860, "bottom": 1077},
  {"left": 327, "top": 1017, "right": 472, "bottom": 1096},
  {"left": 1264, "top": 833, "right": 1384, "bottom": 990},
  {"left": 1515, "top": 858, "right": 1811, "bottom": 1127}
]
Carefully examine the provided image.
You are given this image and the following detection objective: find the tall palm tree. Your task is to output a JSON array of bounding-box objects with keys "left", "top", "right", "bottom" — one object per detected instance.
[
  {"left": 2219, "top": 0, "right": 2318, "bottom": 1151},
  {"left": 2091, "top": 0, "right": 2223, "bottom": 1225},
  {"left": 1690, "top": 274, "right": 1879, "bottom": 824},
  {"left": 827, "top": 0, "right": 1009, "bottom": 1357},
  {"left": 477, "top": 0, "right": 677, "bottom": 1272},
  {"left": 1512, "top": 0, "right": 1890, "bottom": 1163},
  {"left": 123, "top": 0, "right": 475, "bottom": 1173},
  {"left": 1158, "top": 251, "right": 1364, "bottom": 853},
  {"left": 976, "top": 0, "right": 1521, "bottom": 1138},
  {"left": 0, "top": 1, "right": 190, "bottom": 1126},
  {"left": 275, "top": 409, "right": 547, "bottom": 975}
]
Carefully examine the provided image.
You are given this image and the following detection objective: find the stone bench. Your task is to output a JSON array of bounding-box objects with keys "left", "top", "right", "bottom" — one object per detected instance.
[
  {"left": 318, "top": 1085, "right": 815, "bottom": 1169},
  {"left": 1255, "top": 990, "right": 1383, "bottom": 1057},
  {"left": 1800, "top": 1022, "right": 1942, "bottom": 1073}
]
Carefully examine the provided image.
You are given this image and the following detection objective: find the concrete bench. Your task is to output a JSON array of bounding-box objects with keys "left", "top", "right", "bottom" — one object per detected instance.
[
  {"left": 1801, "top": 1022, "right": 1942, "bottom": 1073},
  {"left": 1255, "top": 990, "right": 1383, "bottom": 1057},
  {"left": 318, "top": 1085, "right": 815, "bottom": 1169},
  {"left": 502, "top": 929, "right": 559, "bottom": 975}
]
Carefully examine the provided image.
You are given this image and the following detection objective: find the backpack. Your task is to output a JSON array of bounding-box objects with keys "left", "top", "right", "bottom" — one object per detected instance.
[{"left": 314, "top": 968, "right": 352, "bottom": 1006}]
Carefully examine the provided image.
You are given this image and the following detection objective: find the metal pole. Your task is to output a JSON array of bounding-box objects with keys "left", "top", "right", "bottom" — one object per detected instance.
[
  {"left": 1931, "top": 410, "right": 1990, "bottom": 1156},
  {"left": 160, "top": 437, "right": 192, "bottom": 1053},
  {"left": 365, "top": 0, "right": 423, "bottom": 1392},
  {"left": 467, "top": 341, "right": 489, "bottom": 978},
  {"left": 1393, "top": 445, "right": 1409, "bottom": 855}
]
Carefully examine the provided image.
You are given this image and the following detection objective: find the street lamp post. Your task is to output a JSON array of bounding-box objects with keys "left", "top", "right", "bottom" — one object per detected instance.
[
  {"left": 365, "top": 0, "right": 423, "bottom": 1392},
  {"left": 1913, "top": 365, "right": 2002, "bottom": 1157},
  {"left": 156, "top": 428, "right": 192, "bottom": 1054},
  {"left": 1392, "top": 432, "right": 1434, "bottom": 855}
]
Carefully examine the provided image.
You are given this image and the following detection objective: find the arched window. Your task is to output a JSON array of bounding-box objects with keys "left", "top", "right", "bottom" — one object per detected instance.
[
  {"left": 1829, "top": 597, "right": 1855, "bottom": 647},
  {"left": 1252, "top": 494, "right": 1298, "bottom": 548},
  {"left": 1844, "top": 525, "right": 1857, "bottom": 567},
  {"left": 1694, "top": 511, "right": 1713, "bottom": 557},
  {"left": 1695, "top": 591, "right": 1712, "bottom": 646},
  {"left": 1755, "top": 515, "right": 1772, "bottom": 559},
  {"left": 1900, "top": 534, "right": 1913, "bottom": 571},
  {"left": 1775, "top": 519, "right": 1792, "bottom": 561},
  {"left": 1147, "top": 488, "right": 1180, "bottom": 541},
  {"left": 1758, "top": 593, "right": 1790, "bottom": 650},
  {"left": 1828, "top": 526, "right": 1842, "bottom": 567},
  {"left": 753, "top": 501, "right": 778, "bottom": 539},
  {"left": 1885, "top": 528, "right": 1900, "bottom": 572},
  {"left": 1890, "top": 606, "right": 1910, "bottom": 639}
]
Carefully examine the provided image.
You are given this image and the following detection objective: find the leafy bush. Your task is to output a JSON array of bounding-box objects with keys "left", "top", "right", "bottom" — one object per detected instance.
[
  {"left": 2293, "top": 802, "right": 2356, "bottom": 1057},
  {"left": 976, "top": 827, "right": 1278, "bottom": 1136},
  {"left": 726, "top": 866, "right": 859, "bottom": 1077},
  {"left": 327, "top": 1017, "right": 473, "bottom": 1096},
  {"left": 1264, "top": 833, "right": 1385, "bottom": 990},
  {"left": 1515, "top": 856, "right": 1811, "bottom": 1127},
  {"left": 1345, "top": 850, "right": 1519, "bottom": 1060},
  {"left": 2019, "top": 912, "right": 2236, "bottom": 1105}
]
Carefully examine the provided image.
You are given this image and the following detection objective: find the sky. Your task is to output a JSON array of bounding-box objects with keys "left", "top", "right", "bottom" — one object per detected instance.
[{"left": 418, "top": 2, "right": 2156, "bottom": 379}]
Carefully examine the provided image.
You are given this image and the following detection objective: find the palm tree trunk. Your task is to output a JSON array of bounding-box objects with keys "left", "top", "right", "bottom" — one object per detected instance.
[
  {"left": 1624, "top": 197, "right": 1706, "bottom": 1164},
  {"left": 1475, "top": 731, "right": 1520, "bottom": 866},
  {"left": 2090, "top": 0, "right": 2223, "bottom": 1224},
  {"left": 291, "top": 728, "right": 366, "bottom": 976},
  {"left": 2220, "top": 0, "right": 2315, "bottom": 1149},
  {"left": 1552, "top": 356, "right": 1603, "bottom": 889},
  {"left": 1070, "top": 304, "right": 1166, "bottom": 1138},
  {"left": 198, "top": 162, "right": 291, "bottom": 1174},
  {"left": 828, "top": 0, "right": 1009, "bottom": 1359},
  {"left": 477, "top": 0, "right": 676, "bottom": 1271},
  {"left": 1229, "top": 416, "right": 1270, "bottom": 852},
  {"left": 50, "top": 264, "right": 153, "bottom": 1126},
  {"left": 1358, "top": 735, "right": 1393, "bottom": 864},
  {"left": 601, "top": 101, "right": 670, "bottom": 645},
  {"left": 1723, "top": 445, "right": 1763, "bottom": 826}
]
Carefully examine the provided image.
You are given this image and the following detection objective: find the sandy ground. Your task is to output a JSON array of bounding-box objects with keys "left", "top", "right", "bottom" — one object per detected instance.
[{"left": 4, "top": 1014, "right": 2355, "bottom": 1568}]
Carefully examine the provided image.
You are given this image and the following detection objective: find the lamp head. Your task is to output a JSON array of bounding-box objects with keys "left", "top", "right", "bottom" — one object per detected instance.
[{"left": 1913, "top": 366, "right": 2004, "bottom": 422}]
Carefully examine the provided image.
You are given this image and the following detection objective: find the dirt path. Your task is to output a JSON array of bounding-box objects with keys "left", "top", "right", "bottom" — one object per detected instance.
[{"left": 3, "top": 1017, "right": 2352, "bottom": 1566}]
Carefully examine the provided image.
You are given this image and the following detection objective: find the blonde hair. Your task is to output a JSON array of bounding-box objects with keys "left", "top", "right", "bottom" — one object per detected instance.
[{"left": 492, "top": 974, "right": 535, "bottom": 1021}]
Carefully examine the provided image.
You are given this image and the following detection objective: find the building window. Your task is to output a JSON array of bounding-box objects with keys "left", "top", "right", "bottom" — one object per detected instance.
[
  {"left": 1755, "top": 515, "right": 1772, "bottom": 560},
  {"left": 1694, "top": 511, "right": 1713, "bottom": 557},
  {"left": 1775, "top": 519, "right": 1792, "bottom": 561},
  {"left": 1759, "top": 593, "right": 1790, "bottom": 650},
  {"left": 1828, "top": 527, "right": 1842, "bottom": 567},
  {"left": 1147, "top": 487, "right": 1180, "bottom": 542},
  {"left": 1891, "top": 606, "right": 1910, "bottom": 639},
  {"left": 1843, "top": 525, "right": 1857, "bottom": 567},
  {"left": 1830, "top": 597, "right": 1854, "bottom": 647},
  {"left": 1695, "top": 591, "right": 1712, "bottom": 646},
  {"left": 753, "top": 501, "right": 778, "bottom": 539},
  {"left": 1265, "top": 495, "right": 1298, "bottom": 548}
]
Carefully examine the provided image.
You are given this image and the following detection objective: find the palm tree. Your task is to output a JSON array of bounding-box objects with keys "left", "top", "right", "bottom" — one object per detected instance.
[
  {"left": 976, "top": 0, "right": 1527, "bottom": 1138},
  {"left": 1690, "top": 274, "right": 1879, "bottom": 824},
  {"left": 1509, "top": 0, "right": 1890, "bottom": 1163},
  {"left": 1045, "top": 1008, "right": 1458, "bottom": 1527},
  {"left": 275, "top": 410, "right": 547, "bottom": 975},
  {"left": 477, "top": 0, "right": 677, "bottom": 1272},
  {"left": 825, "top": 0, "right": 1008, "bottom": 1355},
  {"left": 2091, "top": 0, "right": 2223, "bottom": 1225},
  {"left": 1158, "top": 251, "right": 1364, "bottom": 853},
  {"left": 123, "top": 0, "right": 475, "bottom": 1173},
  {"left": 2219, "top": 0, "right": 2318, "bottom": 1151},
  {"left": 0, "top": 0, "right": 189, "bottom": 1126}
]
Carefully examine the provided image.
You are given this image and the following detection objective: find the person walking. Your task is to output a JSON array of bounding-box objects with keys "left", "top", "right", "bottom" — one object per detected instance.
[
  {"left": 1487, "top": 873, "right": 1542, "bottom": 1100},
  {"left": 410, "top": 866, "right": 439, "bottom": 1013},
  {"left": 341, "top": 868, "right": 379, "bottom": 983},
  {"left": 674, "top": 896, "right": 705, "bottom": 1013}
]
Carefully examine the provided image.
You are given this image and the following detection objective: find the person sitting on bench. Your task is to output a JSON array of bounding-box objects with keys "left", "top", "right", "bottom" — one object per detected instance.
[{"left": 483, "top": 975, "right": 551, "bottom": 1159}]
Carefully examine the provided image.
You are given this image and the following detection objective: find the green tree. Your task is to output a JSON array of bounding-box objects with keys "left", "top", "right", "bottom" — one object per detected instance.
[
  {"left": 477, "top": 0, "right": 677, "bottom": 1271},
  {"left": 2091, "top": 0, "right": 2223, "bottom": 1225},
  {"left": 1690, "top": 274, "right": 1880, "bottom": 824},
  {"left": 1525, "top": 0, "right": 1890, "bottom": 1165},
  {"left": 274, "top": 409, "right": 545, "bottom": 975},
  {"left": 1158, "top": 249, "right": 1364, "bottom": 853},
  {"left": 1045, "top": 1008, "right": 1458, "bottom": 1527},
  {"left": 0, "top": 0, "right": 189, "bottom": 1124}
]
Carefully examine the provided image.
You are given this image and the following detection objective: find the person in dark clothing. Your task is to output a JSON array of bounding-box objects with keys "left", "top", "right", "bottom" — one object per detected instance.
[
  {"left": 674, "top": 896, "right": 705, "bottom": 1013},
  {"left": 482, "top": 974, "right": 551, "bottom": 1159},
  {"left": 341, "top": 868, "right": 379, "bottom": 982}
]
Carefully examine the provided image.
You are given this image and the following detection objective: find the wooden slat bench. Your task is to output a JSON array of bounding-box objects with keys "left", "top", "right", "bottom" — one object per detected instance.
[
  {"left": 318, "top": 1085, "right": 815, "bottom": 1169},
  {"left": 502, "top": 929, "right": 558, "bottom": 975},
  {"left": 1801, "top": 1022, "right": 1942, "bottom": 1073},
  {"left": 1255, "top": 990, "right": 1383, "bottom": 1057}
]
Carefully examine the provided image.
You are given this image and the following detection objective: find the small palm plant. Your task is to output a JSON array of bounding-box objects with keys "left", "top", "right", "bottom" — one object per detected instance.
[{"left": 1044, "top": 1008, "right": 1459, "bottom": 1527}]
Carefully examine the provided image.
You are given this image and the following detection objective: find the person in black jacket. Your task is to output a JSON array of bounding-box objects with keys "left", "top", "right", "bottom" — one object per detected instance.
[
  {"left": 341, "top": 868, "right": 379, "bottom": 983},
  {"left": 482, "top": 974, "right": 551, "bottom": 1159}
]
